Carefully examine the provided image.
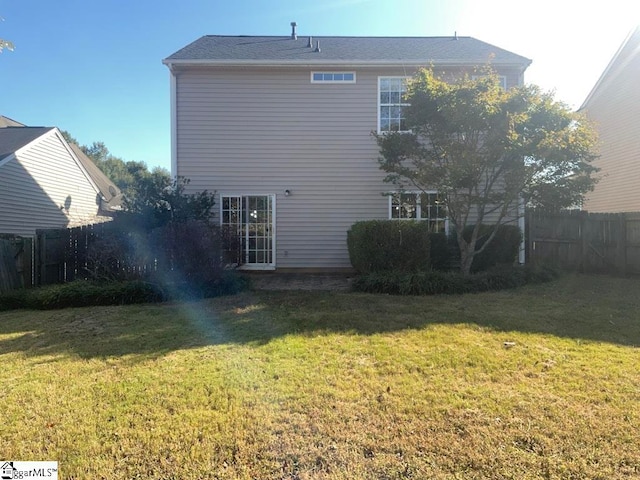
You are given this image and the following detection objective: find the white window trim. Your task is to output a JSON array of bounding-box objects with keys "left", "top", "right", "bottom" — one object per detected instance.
[
  {"left": 220, "top": 193, "right": 277, "bottom": 271},
  {"left": 388, "top": 191, "right": 449, "bottom": 234},
  {"left": 377, "top": 76, "right": 411, "bottom": 133},
  {"left": 310, "top": 71, "right": 356, "bottom": 83},
  {"left": 471, "top": 74, "right": 507, "bottom": 89}
]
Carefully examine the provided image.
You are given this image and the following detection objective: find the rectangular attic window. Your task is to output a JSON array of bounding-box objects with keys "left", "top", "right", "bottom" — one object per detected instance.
[{"left": 311, "top": 72, "right": 356, "bottom": 83}]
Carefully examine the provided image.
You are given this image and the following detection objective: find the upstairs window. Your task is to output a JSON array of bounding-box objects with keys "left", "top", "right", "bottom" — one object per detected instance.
[
  {"left": 379, "top": 77, "right": 409, "bottom": 132},
  {"left": 471, "top": 74, "right": 508, "bottom": 89},
  {"left": 311, "top": 72, "right": 356, "bottom": 83},
  {"left": 389, "top": 192, "right": 448, "bottom": 233}
]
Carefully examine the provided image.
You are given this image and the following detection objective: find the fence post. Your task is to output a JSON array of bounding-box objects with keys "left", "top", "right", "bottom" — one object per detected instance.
[
  {"left": 580, "top": 213, "right": 588, "bottom": 273},
  {"left": 617, "top": 214, "right": 627, "bottom": 275},
  {"left": 37, "top": 231, "right": 45, "bottom": 287}
]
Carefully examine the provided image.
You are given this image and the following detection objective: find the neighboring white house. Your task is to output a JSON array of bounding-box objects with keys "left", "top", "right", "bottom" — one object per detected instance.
[
  {"left": 0, "top": 125, "right": 121, "bottom": 236},
  {"left": 163, "top": 25, "right": 531, "bottom": 271},
  {"left": 581, "top": 27, "right": 640, "bottom": 213}
]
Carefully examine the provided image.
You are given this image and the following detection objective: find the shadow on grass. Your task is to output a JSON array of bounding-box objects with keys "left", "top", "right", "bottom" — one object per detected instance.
[{"left": 0, "top": 275, "right": 638, "bottom": 360}]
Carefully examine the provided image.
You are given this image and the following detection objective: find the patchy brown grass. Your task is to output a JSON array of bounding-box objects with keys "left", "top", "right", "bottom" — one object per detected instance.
[{"left": 1, "top": 274, "right": 639, "bottom": 479}]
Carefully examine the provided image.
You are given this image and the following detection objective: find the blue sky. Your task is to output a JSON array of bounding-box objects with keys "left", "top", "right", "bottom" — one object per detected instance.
[{"left": 1, "top": 0, "right": 638, "bottom": 171}]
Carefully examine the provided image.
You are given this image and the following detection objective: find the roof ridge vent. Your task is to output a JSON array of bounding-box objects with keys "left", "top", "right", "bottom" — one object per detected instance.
[
  {"left": 290, "top": 21, "right": 297, "bottom": 40},
  {"left": 315, "top": 40, "right": 321, "bottom": 53},
  {"left": 307, "top": 36, "right": 313, "bottom": 48}
]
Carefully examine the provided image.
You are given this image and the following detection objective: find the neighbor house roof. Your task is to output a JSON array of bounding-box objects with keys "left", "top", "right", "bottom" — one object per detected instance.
[
  {"left": 0, "top": 116, "right": 25, "bottom": 128},
  {"left": 164, "top": 35, "right": 532, "bottom": 69},
  {"left": 69, "top": 143, "right": 123, "bottom": 211},
  {"left": 0, "top": 127, "right": 54, "bottom": 161},
  {"left": 0, "top": 126, "right": 122, "bottom": 211}
]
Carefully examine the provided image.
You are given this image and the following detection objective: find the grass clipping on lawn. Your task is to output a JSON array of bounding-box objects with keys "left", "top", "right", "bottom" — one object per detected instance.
[{"left": 0, "top": 274, "right": 639, "bottom": 479}]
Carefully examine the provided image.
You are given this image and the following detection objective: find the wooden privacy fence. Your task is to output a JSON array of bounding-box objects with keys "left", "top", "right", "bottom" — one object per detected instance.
[
  {"left": 527, "top": 210, "right": 640, "bottom": 275},
  {"left": 0, "top": 236, "right": 33, "bottom": 293},
  {"left": 35, "top": 222, "right": 158, "bottom": 286}
]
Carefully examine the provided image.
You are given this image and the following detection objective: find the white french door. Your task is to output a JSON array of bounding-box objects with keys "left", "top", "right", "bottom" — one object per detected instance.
[{"left": 221, "top": 195, "right": 275, "bottom": 269}]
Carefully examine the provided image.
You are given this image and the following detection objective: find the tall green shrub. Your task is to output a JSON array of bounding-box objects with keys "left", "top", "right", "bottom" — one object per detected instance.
[
  {"left": 461, "top": 224, "right": 522, "bottom": 273},
  {"left": 428, "top": 232, "right": 451, "bottom": 271},
  {"left": 347, "top": 220, "right": 431, "bottom": 274}
]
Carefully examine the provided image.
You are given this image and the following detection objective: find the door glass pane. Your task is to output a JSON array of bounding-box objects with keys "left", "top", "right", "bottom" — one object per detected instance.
[{"left": 222, "top": 195, "right": 273, "bottom": 266}]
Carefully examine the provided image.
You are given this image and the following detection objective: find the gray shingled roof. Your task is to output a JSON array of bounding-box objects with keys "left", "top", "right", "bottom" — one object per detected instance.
[
  {"left": 164, "top": 35, "right": 531, "bottom": 66},
  {"left": 69, "top": 143, "right": 123, "bottom": 211},
  {"left": 0, "top": 127, "right": 53, "bottom": 161}
]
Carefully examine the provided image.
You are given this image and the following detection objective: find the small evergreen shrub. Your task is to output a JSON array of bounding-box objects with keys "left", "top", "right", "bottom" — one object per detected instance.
[
  {"left": 352, "top": 264, "right": 560, "bottom": 296},
  {"left": 0, "top": 274, "right": 248, "bottom": 311},
  {"left": 0, "top": 288, "right": 33, "bottom": 311},
  {"left": 347, "top": 220, "right": 431, "bottom": 274}
]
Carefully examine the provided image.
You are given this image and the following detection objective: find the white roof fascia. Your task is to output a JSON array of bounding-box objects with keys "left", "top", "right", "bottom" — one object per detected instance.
[
  {"left": 163, "top": 58, "right": 529, "bottom": 68},
  {"left": 580, "top": 27, "right": 637, "bottom": 111}
]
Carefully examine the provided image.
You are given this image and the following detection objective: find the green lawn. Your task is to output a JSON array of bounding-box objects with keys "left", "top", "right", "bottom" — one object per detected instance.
[{"left": 1, "top": 274, "right": 639, "bottom": 479}]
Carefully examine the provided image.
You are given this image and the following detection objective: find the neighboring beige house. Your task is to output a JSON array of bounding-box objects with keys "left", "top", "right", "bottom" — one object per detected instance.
[
  {"left": 0, "top": 125, "right": 122, "bottom": 236},
  {"left": 581, "top": 27, "right": 640, "bottom": 213},
  {"left": 163, "top": 26, "right": 531, "bottom": 270},
  {"left": 0, "top": 115, "right": 24, "bottom": 128}
]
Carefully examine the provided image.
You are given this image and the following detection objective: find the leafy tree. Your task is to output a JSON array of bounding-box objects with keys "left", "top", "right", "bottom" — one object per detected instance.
[
  {"left": 375, "top": 68, "right": 599, "bottom": 275},
  {"left": 60, "top": 131, "right": 214, "bottom": 227},
  {"left": 120, "top": 175, "right": 216, "bottom": 229}
]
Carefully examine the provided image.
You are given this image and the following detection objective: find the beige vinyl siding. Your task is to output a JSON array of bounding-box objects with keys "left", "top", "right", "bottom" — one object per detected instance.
[
  {"left": 582, "top": 32, "right": 640, "bottom": 213},
  {"left": 0, "top": 131, "right": 107, "bottom": 236},
  {"left": 175, "top": 66, "right": 522, "bottom": 269}
]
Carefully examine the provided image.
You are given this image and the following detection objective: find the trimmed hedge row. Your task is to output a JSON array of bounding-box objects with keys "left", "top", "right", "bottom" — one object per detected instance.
[
  {"left": 352, "top": 264, "right": 559, "bottom": 296},
  {"left": 347, "top": 220, "right": 431, "bottom": 273},
  {"left": 348, "top": 220, "right": 522, "bottom": 274},
  {"left": 0, "top": 274, "right": 248, "bottom": 311}
]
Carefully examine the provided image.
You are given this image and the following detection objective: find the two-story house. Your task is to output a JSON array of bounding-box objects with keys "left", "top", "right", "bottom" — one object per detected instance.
[
  {"left": 581, "top": 27, "right": 640, "bottom": 213},
  {"left": 163, "top": 24, "right": 531, "bottom": 271}
]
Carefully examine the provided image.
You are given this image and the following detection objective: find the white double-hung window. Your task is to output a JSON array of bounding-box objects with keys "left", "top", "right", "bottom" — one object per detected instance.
[
  {"left": 389, "top": 192, "right": 448, "bottom": 233},
  {"left": 378, "top": 77, "right": 409, "bottom": 132}
]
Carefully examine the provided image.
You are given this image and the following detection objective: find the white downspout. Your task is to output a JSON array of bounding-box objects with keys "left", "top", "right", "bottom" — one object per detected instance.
[{"left": 169, "top": 69, "right": 178, "bottom": 178}]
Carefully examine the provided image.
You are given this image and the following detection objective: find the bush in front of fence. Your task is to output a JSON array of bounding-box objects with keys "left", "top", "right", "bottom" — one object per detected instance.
[
  {"left": 352, "top": 264, "right": 560, "bottom": 296},
  {"left": 0, "top": 274, "right": 248, "bottom": 311},
  {"left": 83, "top": 218, "right": 247, "bottom": 299}
]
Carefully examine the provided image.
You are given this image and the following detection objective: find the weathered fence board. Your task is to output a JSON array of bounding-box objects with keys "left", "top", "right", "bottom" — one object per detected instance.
[
  {"left": 527, "top": 210, "right": 640, "bottom": 275},
  {"left": 36, "top": 223, "right": 118, "bottom": 285},
  {"left": 34, "top": 222, "right": 163, "bottom": 286},
  {"left": 0, "top": 236, "right": 33, "bottom": 292}
]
